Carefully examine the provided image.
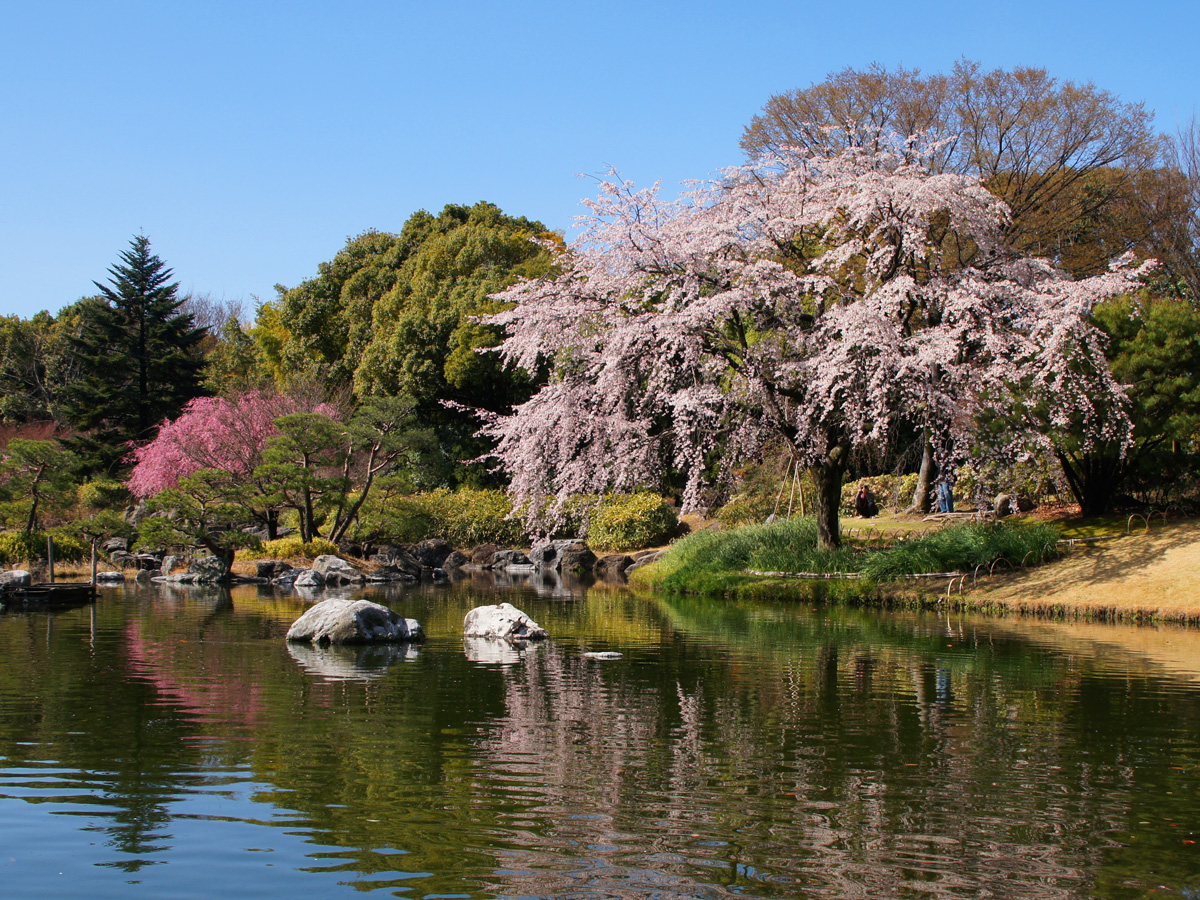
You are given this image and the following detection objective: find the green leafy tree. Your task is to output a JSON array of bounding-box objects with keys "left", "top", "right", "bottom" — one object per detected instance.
[
  {"left": 323, "top": 395, "right": 435, "bottom": 544},
  {"left": 202, "top": 314, "right": 273, "bottom": 396},
  {"left": 274, "top": 229, "right": 405, "bottom": 389},
  {"left": 1085, "top": 295, "right": 1200, "bottom": 506},
  {"left": 354, "top": 202, "right": 555, "bottom": 484},
  {"left": 258, "top": 203, "right": 554, "bottom": 486},
  {"left": 994, "top": 292, "right": 1200, "bottom": 516},
  {"left": 256, "top": 413, "right": 349, "bottom": 542},
  {"left": 0, "top": 439, "right": 80, "bottom": 532},
  {"left": 60, "top": 235, "right": 208, "bottom": 473},
  {"left": 0, "top": 313, "right": 63, "bottom": 423},
  {"left": 137, "top": 469, "right": 260, "bottom": 566}
]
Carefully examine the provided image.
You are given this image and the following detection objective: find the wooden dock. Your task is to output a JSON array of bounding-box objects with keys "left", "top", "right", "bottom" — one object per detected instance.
[{"left": 0, "top": 582, "right": 97, "bottom": 611}]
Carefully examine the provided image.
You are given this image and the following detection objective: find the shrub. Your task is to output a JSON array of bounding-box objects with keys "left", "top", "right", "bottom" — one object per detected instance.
[
  {"left": 440, "top": 489, "right": 525, "bottom": 547},
  {"left": 640, "top": 518, "right": 1060, "bottom": 594},
  {"left": 587, "top": 492, "right": 679, "bottom": 551},
  {"left": 352, "top": 488, "right": 527, "bottom": 547},
  {"left": 259, "top": 536, "right": 340, "bottom": 560},
  {"left": 78, "top": 479, "right": 132, "bottom": 512},
  {"left": 0, "top": 530, "right": 87, "bottom": 566}
]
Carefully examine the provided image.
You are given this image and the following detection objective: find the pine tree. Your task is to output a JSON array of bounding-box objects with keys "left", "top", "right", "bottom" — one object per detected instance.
[{"left": 62, "top": 235, "right": 208, "bottom": 473}]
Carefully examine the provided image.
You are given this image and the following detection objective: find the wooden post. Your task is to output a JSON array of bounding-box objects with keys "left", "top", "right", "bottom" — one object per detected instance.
[
  {"left": 91, "top": 538, "right": 98, "bottom": 587},
  {"left": 47, "top": 536, "right": 55, "bottom": 584}
]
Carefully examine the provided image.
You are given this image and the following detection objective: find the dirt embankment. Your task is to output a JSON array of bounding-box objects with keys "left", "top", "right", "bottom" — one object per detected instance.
[{"left": 965, "top": 520, "right": 1200, "bottom": 623}]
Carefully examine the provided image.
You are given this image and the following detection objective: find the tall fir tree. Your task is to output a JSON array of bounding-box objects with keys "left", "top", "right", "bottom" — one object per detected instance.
[{"left": 63, "top": 235, "right": 208, "bottom": 473}]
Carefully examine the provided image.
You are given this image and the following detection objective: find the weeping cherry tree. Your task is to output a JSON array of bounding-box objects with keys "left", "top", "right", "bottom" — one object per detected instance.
[{"left": 484, "top": 141, "right": 1147, "bottom": 548}]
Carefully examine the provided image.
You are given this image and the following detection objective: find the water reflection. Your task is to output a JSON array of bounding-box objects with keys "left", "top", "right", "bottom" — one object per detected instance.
[
  {"left": 462, "top": 636, "right": 543, "bottom": 666},
  {"left": 0, "top": 583, "right": 1198, "bottom": 899},
  {"left": 286, "top": 641, "right": 421, "bottom": 681}
]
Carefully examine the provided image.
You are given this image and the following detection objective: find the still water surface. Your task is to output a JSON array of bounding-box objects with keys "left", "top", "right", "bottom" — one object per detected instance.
[{"left": 1, "top": 577, "right": 1198, "bottom": 899}]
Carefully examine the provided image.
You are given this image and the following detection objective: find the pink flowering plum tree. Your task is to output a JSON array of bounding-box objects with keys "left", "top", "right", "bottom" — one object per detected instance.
[
  {"left": 127, "top": 390, "right": 338, "bottom": 539},
  {"left": 483, "top": 142, "right": 1147, "bottom": 548}
]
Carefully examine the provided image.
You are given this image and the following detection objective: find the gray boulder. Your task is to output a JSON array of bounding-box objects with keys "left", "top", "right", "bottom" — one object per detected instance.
[
  {"left": 272, "top": 567, "right": 302, "bottom": 586},
  {"left": 95, "top": 571, "right": 125, "bottom": 583},
  {"left": 624, "top": 549, "right": 666, "bottom": 574},
  {"left": 256, "top": 559, "right": 292, "bottom": 579},
  {"left": 528, "top": 539, "right": 584, "bottom": 570},
  {"left": 442, "top": 550, "right": 470, "bottom": 570},
  {"left": 594, "top": 554, "right": 634, "bottom": 580},
  {"left": 413, "top": 539, "right": 452, "bottom": 568},
  {"left": 160, "top": 555, "right": 180, "bottom": 577},
  {"left": 0, "top": 570, "right": 32, "bottom": 588},
  {"left": 286, "top": 597, "right": 424, "bottom": 645},
  {"left": 366, "top": 565, "right": 418, "bottom": 584},
  {"left": 463, "top": 602, "right": 548, "bottom": 641},
  {"left": 312, "top": 554, "right": 365, "bottom": 585},
  {"left": 470, "top": 544, "right": 500, "bottom": 567},
  {"left": 101, "top": 537, "right": 128, "bottom": 555},
  {"left": 371, "top": 545, "right": 423, "bottom": 577},
  {"left": 558, "top": 542, "right": 597, "bottom": 575},
  {"left": 994, "top": 493, "right": 1017, "bottom": 518},
  {"left": 292, "top": 568, "right": 325, "bottom": 589},
  {"left": 491, "top": 549, "right": 532, "bottom": 569},
  {"left": 109, "top": 550, "right": 134, "bottom": 568},
  {"left": 188, "top": 556, "right": 230, "bottom": 583}
]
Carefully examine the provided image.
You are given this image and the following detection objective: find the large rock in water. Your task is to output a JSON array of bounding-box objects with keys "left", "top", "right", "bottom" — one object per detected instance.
[
  {"left": 470, "top": 544, "right": 500, "bottom": 567},
  {"left": 292, "top": 568, "right": 324, "bottom": 588},
  {"left": 491, "top": 549, "right": 532, "bottom": 570},
  {"left": 313, "top": 554, "right": 365, "bottom": 585},
  {"left": 594, "top": 554, "right": 634, "bottom": 580},
  {"left": 625, "top": 549, "right": 666, "bottom": 575},
  {"left": 463, "top": 602, "right": 548, "bottom": 641},
  {"left": 256, "top": 559, "right": 292, "bottom": 579},
  {"left": 558, "top": 542, "right": 597, "bottom": 575},
  {"left": 286, "top": 598, "right": 424, "bottom": 645},
  {"left": 442, "top": 550, "right": 470, "bottom": 570},
  {"left": 188, "top": 556, "right": 230, "bottom": 583},
  {"left": 413, "top": 539, "right": 452, "bottom": 568}
]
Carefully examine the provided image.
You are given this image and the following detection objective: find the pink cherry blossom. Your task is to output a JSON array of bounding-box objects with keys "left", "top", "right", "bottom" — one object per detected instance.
[
  {"left": 482, "top": 141, "right": 1148, "bottom": 546},
  {"left": 128, "top": 391, "right": 339, "bottom": 498}
]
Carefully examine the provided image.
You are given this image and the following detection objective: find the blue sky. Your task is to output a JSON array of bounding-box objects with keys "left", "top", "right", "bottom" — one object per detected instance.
[{"left": 2, "top": 0, "right": 1197, "bottom": 320}]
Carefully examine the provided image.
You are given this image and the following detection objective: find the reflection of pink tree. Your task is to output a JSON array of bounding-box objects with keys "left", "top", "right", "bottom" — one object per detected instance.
[
  {"left": 128, "top": 391, "right": 338, "bottom": 498},
  {"left": 124, "top": 619, "right": 264, "bottom": 734}
]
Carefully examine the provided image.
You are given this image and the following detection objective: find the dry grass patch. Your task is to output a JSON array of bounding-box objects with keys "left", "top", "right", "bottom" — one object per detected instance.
[{"left": 967, "top": 519, "right": 1200, "bottom": 622}]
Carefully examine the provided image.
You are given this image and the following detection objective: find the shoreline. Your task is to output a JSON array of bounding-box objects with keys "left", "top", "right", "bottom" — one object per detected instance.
[{"left": 639, "top": 519, "right": 1200, "bottom": 626}]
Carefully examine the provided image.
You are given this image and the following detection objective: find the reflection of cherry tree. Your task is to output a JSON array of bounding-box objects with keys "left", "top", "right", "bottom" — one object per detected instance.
[{"left": 486, "top": 143, "right": 1146, "bottom": 546}]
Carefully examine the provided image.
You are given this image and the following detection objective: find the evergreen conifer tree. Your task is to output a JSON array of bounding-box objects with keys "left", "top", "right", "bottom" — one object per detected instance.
[{"left": 62, "top": 235, "right": 207, "bottom": 473}]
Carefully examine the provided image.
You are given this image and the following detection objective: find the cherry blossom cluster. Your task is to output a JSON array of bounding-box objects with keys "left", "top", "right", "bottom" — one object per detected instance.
[
  {"left": 127, "top": 391, "right": 339, "bottom": 498},
  {"left": 483, "top": 140, "right": 1147, "bottom": 528}
]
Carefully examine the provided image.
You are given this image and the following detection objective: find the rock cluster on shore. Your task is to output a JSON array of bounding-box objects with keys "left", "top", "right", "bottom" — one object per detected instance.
[{"left": 85, "top": 535, "right": 668, "bottom": 598}]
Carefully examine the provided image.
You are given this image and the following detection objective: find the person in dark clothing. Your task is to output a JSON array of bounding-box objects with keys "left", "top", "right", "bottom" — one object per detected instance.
[{"left": 855, "top": 483, "right": 878, "bottom": 518}]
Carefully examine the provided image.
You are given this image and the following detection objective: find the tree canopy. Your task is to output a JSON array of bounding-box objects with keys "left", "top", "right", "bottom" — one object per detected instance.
[
  {"left": 60, "top": 235, "right": 208, "bottom": 473},
  {"left": 483, "top": 143, "right": 1144, "bottom": 547},
  {"left": 740, "top": 61, "right": 1167, "bottom": 280}
]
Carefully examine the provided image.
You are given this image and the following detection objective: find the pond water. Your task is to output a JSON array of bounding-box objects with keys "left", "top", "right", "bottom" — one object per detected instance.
[{"left": 1, "top": 576, "right": 1199, "bottom": 899}]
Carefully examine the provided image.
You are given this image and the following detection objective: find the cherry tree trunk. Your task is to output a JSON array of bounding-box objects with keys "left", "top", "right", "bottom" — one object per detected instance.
[
  {"left": 908, "top": 435, "right": 935, "bottom": 514},
  {"left": 809, "top": 447, "right": 849, "bottom": 549}
]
